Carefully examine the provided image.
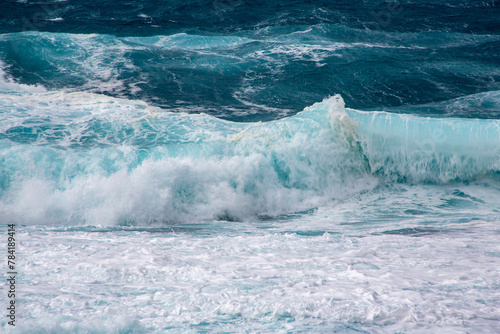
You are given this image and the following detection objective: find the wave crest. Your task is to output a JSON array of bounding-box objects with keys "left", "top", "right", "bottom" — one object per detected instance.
[{"left": 1, "top": 91, "right": 499, "bottom": 225}]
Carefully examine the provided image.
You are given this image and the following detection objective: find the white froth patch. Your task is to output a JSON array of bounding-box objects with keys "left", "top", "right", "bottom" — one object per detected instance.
[
  {"left": 6, "top": 222, "right": 500, "bottom": 333},
  {"left": 2, "top": 149, "right": 372, "bottom": 225}
]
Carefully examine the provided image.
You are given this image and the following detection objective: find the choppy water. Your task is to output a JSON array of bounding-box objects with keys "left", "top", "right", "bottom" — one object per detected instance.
[{"left": 1, "top": 1, "right": 500, "bottom": 333}]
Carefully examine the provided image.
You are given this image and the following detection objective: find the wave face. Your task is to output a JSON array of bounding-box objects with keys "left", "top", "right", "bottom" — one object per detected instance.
[
  {"left": 1, "top": 84, "right": 499, "bottom": 225},
  {"left": 348, "top": 106, "right": 500, "bottom": 183}
]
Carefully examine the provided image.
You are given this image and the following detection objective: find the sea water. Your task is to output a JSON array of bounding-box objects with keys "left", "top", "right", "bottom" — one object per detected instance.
[{"left": 1, "top": 1, "right": 500, "bottom": 333}]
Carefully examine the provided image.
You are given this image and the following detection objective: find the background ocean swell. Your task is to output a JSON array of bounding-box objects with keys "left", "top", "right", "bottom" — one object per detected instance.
[
  {"left": 1, "top": 25, "right": 499, "bottom": 122},
  {"left": 2, "top": 0, "right": 499, "bottom": 35}
]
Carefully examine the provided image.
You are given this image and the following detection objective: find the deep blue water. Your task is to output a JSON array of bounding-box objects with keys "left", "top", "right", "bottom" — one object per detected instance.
[
  {"left": 1, "top": 0, "right": 500, "bottom": 121},
  {"left": 1, "top": 1, "right": 500, "bottom": 333}
]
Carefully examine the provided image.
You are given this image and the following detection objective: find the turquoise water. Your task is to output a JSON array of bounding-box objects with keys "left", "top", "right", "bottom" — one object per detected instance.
[{"left": 1, "top": 1, "right": 500, "bottom": 332}]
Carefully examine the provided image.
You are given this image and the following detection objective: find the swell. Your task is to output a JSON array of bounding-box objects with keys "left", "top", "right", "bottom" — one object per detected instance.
[
  {"left": 1, "top": 29, "right": 499, "bottom": 121},
  {"left": 1, "top": 0, "right": 498, "bottom": 36}
]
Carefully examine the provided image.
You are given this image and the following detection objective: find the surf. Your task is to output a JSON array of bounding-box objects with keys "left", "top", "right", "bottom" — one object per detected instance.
[{"left": 1, "top": 85, "right": 499, "bottom": 225}]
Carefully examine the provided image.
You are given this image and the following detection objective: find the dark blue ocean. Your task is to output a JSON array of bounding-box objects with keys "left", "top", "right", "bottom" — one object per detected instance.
[{"left": 1, "top": 1, "right": 500, "bottom": 333}]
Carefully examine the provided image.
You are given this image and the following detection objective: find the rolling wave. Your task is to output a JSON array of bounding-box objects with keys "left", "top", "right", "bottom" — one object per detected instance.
[{"left": 1, "top": 83, "right": 499, "bottom": 225}]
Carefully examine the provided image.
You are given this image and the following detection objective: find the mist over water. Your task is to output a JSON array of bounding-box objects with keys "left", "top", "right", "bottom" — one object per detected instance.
[{"left": 1, "top": 1, "right": 500, "bottom": 333}]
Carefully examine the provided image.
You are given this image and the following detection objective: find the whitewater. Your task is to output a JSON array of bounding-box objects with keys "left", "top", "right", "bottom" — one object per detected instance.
[
  {"left": 1, "top": 72, "right": 500, "bottom": 333},
  {"left": 1, "top": 1, "right": 500, "bottom": 332}
]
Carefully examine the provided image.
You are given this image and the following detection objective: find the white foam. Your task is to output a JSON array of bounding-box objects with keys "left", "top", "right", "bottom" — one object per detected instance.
[{"left": 7, "top": 220, "right": 500, "bottom": 333}]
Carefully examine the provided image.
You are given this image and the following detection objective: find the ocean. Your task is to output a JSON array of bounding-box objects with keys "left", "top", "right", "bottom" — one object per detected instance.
[{"left": 1, "top": 0, "right": 500, "bottom": 332}]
